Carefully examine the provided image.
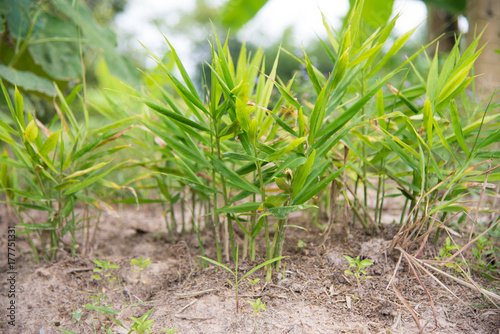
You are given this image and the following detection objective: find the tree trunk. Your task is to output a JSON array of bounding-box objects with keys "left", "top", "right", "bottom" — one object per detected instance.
[
  {"left": 466, "top": 0, "right": 500, "bottom": 97},
  {"left": 427, "top": 5, "right": 459, "bottom": 53}
]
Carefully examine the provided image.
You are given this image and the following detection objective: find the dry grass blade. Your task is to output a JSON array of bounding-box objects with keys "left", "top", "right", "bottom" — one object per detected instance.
[
  {"left": 397, "top": 247, "right": 500, "bottom": 304},
  {"left": 401, "top": 250, "right": 438, "bottom": 329},
  {"left": 392, "top": 283, "right": 422, "bottom": 332},
  {"left": 387, "top": 252, "right": 403, "bottom": 290}
]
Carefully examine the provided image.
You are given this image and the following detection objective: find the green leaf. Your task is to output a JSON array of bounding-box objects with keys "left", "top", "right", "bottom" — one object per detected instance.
[
  {"left": 266, "top": 137, "right": 306, "bottom": 162},
  {"left": 221, "top": 0, "right": 269, "bottom": 30},
  {"left": 240, "top": 256, "right": 286, "bottom": 281},
  {"left": 292, "top": 164, "right": 348, "bottom": 205},
  {"left": 63, "top": 162, "right": 127, "bottom": 196},
  {"left": 218, "top": 202, "right": 261, "bottom": 214},
  {"left": 84, "top": 304, "right": 117, "bottom": 315},
  {"left": 52, "top": 0, "right": 139, "bottom": 83},
  {"left": 275, "top": 177, "right": 292, "bottom": 193},
  {"left": 449, "top": 100, "right": 469, "bottom": 156},
  {"left": 268, "top": 204, "right": 316, "bottom": 219},
  {"left": 28, "top": 15, "right": 82, "bottom": 80},
  {"left": 360, "top": 260, "right": 373, "bottom": 266},
  {"left": 0, "top": 66, "right": 56, "bottom": 96},
  {"left": 146, "top": 101, "right": 209, "bottom": 132},
  {"left": 200, "top": 256, "right": 234, "bottom": 276},
  {"left": 423, "top": 99, "right": 433, "bottom": 149},
  {"left": 368, "top": 25, "right": 418, "bottom": 78},
  {"left": 292, "top": 150, "right": 316, "bottom": 196},
  {"left": 349, "top": 0, "right": 395, "bottom": 32},
  {"left": 317, "top": 73, "right": 393, "bottom": 141},
  {"left": 210, "top": 154, "right": 260, "bottom": 194},
  {"left": 427, "top": 47, "right": 439, "bottom": 101},
  {"left": 157, "top": 173, "right": 220, "bottom": 194},
  {"left": 64, "top": 161, "right": 111, "bottom": 179},
  {"left": 40, "top": 130, "right": 61, "bottom": 156},
  {"left": 14, "top": 86, "right": 24, "bottom": 128},
  {"left": 343, "top": 255, "right": 354, "bottom": 263},
  {"left": 236, "top": 98, "right": 251, "bottom": 132},
  {"left": 24, "top": 120, "right": 38, "bottom": 143},
  {"left": 478, "top": 129, "right": 500, "bottom": 149},
  {"left": 265, "top": 193, "right": 289, "bottom": 208}
]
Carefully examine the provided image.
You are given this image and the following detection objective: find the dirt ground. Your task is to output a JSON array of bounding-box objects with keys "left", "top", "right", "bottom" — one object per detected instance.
[{"left": 0, "top": 204, "right": 499, "bottom": 334}]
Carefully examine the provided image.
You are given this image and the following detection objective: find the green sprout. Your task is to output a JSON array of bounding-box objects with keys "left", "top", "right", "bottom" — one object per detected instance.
[
  {"left": 131, "top": 257, "right": 152, "bottom": 283},
  {"left": 247, "top": 278, "right": 261, "bottom": 290},
  {"left": 248, "top": 298, "right": 266, "bottom": 334},
  {"left": 201, "top": 246, "right": 284, "bottom": 313},
  {"left": 343, "top": 255, "right": 373, "bottom": 288},
  {"left": 92, "top": 259, "right": 120, "bottom": 283},
  {"left": 129, "top": 308, "right": 155, "bottom": 334}
]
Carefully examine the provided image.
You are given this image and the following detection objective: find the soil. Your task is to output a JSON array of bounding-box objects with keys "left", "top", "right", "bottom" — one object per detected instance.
[{"left": 0, "top": 204, "right": 499, "bottom": 334}]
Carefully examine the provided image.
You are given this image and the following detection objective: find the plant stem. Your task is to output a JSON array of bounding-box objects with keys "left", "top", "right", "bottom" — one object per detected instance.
[{"left": 192, "top": 192, "right": 207, "bottom": 267}]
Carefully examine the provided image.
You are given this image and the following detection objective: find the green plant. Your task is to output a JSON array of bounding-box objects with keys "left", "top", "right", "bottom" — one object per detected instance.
[
  {"left": 438, "top": 237, "right": 460, "bottom": 260},
  {"left": 343, "top": 255, "right": 373, "bottom": 288},
  {"left": 92, "top": 259, "right": 120, "bottom": 283},
  {"left": 128, "top": 308, "right": 155, "bottom": 334},
  {"left": 161, "top": 327, "right": 179, "bottom": 334},
  {"left": 201, "top": 247, "right": 284, "bottom": 313},
  {"left": 472, "top": 236, "right": 499, "bottom": 281},
  {"left": 84, "top": 293, "right": 127, "bottom": 332},
  {"left": 131, "top": 257, "right": 152, "bottom": 283},
  {"left": 247, "top": 278, "right": 260, "bottom": 290},
  {"left": 71, "top": 308, "right": 82, "bottom": 325},
  {"left": 247, "top": 298, "right": 266, "bottom": 333},
  {"left": 0, "top": 81, "right": 136, "bottom": 261}
]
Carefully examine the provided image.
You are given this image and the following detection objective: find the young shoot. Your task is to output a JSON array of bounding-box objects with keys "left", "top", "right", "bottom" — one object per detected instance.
[
  {"left": 343, "top": 255, "right": 373, "bottom": 288},
  {"left": 248, "top": 298, "right": 266, "bottom": 333},
  {"left": 201, "top": 246, "right": 284, "bottom": 313}
]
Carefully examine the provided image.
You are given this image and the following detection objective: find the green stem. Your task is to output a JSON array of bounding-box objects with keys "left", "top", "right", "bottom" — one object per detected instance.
[
  {"left": 216, "top": 129, "right": 235, "bottom": 262},
  {"left": 9, "top": 3, "right": 43, "bottom": 67},
  {"left": 253, "top": 145, "right": 271, "bottom": 281},
  {"left": 210, "top": 120, "right": 222, "bottom": 264},
  {"left": 191, "top": 192, "right": 207, "bottom": 267}
]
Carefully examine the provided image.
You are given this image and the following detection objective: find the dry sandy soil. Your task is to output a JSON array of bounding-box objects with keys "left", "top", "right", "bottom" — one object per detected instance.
[{"left": 0, "top": 204, "right": 499, "bottom": 334}]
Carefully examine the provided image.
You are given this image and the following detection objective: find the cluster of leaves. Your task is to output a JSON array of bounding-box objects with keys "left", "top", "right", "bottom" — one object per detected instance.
[
  {"left": 344, "top": 255, "right": 373, "bottom": 288},
  {"left": 0, "top": 79, "right": 137, "bottom": 261},
  {"left": 1, "top": 1, "right": 498, "bottom": 292}
]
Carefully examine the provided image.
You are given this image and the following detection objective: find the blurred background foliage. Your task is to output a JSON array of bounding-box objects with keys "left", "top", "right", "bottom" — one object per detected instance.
[{"left": 0, "top": 0, "right": 497, "bottom": 125}]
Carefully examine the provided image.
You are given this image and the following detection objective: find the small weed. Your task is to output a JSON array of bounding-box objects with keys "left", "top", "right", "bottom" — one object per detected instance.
[
  {"left": 247, "top": 278, "right": 260, "bottom": 290},
  {"left": 71, "top": 308, "right": 82, "bottom": 325},
  {"left": 343, "top": 255, "right": 373, "bottom": 288},
  {"left": 247, "top": 298, "right": 266, "bottom": 333},
  {"left": 129, "top": 307, "right": 155, "bottom": 334},
  {"left": 438, "top": 237, "right": 460, "bottom": 259},
  {"left": 472, "top": 236, "right": 498, "bottom": 281},
  {"left": 85, "top": 293, "right": 127, "bottom": 332},
  {"left": 161, "top": 327, "right": 179, "bottom": 333},
  {"left": 436, "top": 237, "right": 463, "bottom": 273},
  {"left": 297, "top": 240, "right": 307, "bottom": 248},
  {"left": 131, "top": 257, "right": 152, "bottom": 283},
  {"left": 92, "top": 259, "right": 120, "bottom": 283}
]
